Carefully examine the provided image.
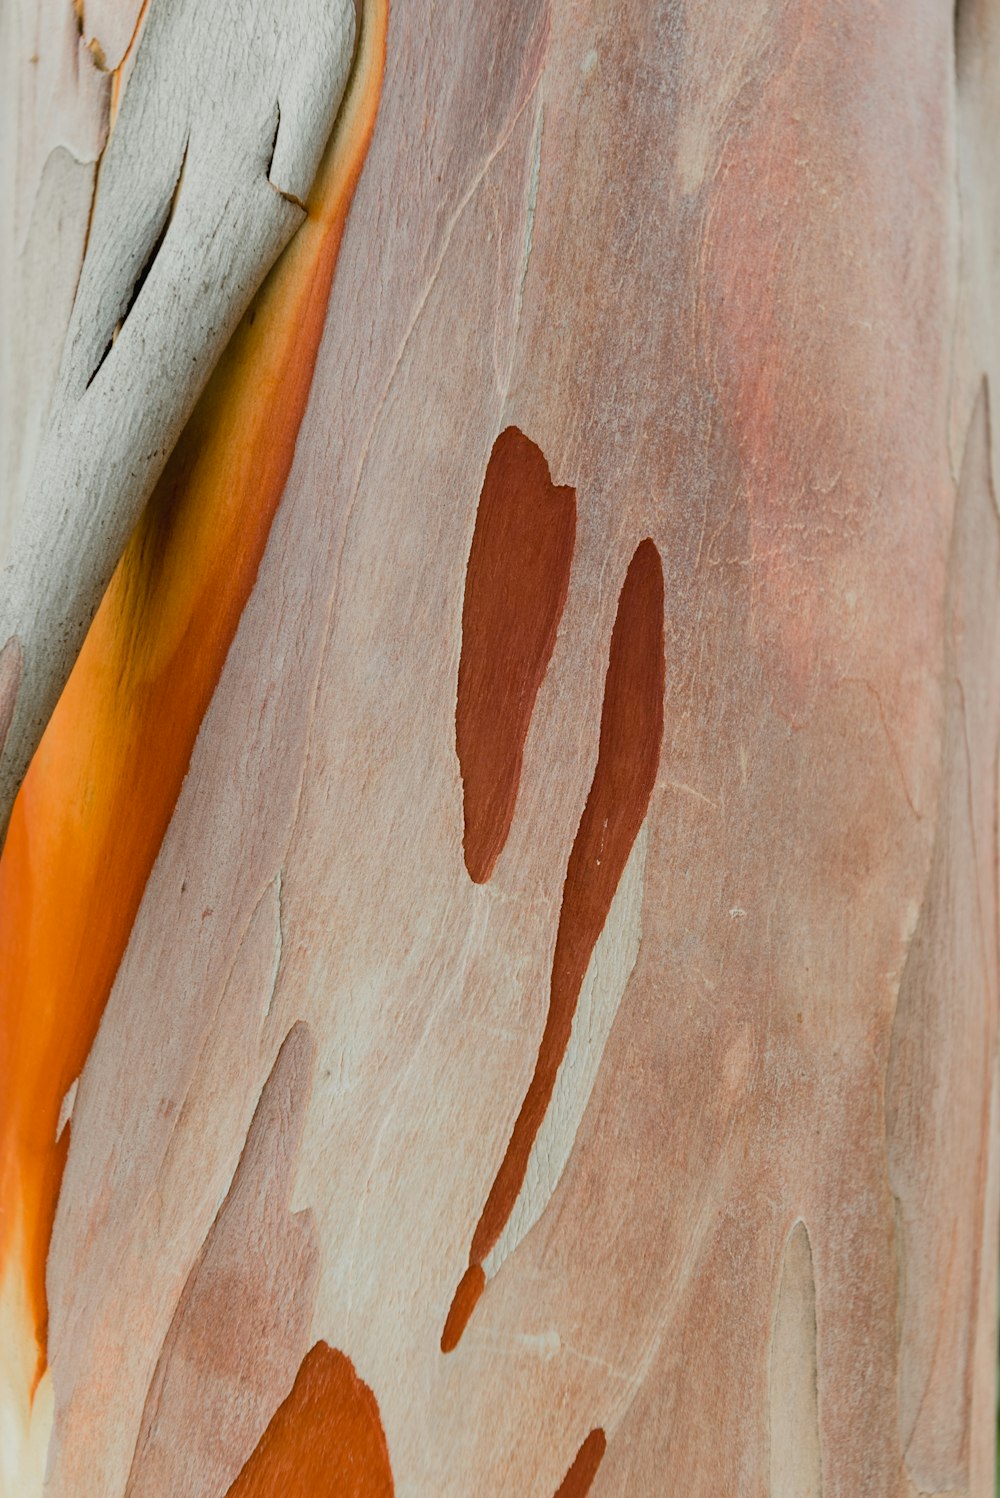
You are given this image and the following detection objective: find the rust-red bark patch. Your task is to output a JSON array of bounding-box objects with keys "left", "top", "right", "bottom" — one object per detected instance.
[
  {"left": 456, "top": 427, "right": 576, "bottom": 883},
  {"left": 469, "top": 537, "right": 665, "bottom": 1268},
  {"left": 225, "top": 1341, "right": 394, "bottom": 1497},
  {"left": 440, "top": 1263, "right": 485, "bottom": 1353},
  {"left": 554, "top": 1429, "right": 607, "bottom": 1496}
]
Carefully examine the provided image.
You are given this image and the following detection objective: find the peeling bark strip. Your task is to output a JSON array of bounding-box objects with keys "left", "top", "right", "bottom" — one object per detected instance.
[
  {"left": 0, "top": 0, "right": 358, "bottom": 849},
  {"left": 225, "top": 1342, "right": 394, "bottom": 1497},
  {"left": 457, "top": 427, "right": 576, "bottom": 883},
  {"left": 0, "top": 0, "right": 388, "bottom": 1462},
  {"left": 769, "top": 1222, "right": 822, "bottom": 1498},
  {"left": 444, "top": 540, "right": 664, "bottom": 1345},
  {"left": 554, "top": 1429, "right": 607, "bottom": 1497}
]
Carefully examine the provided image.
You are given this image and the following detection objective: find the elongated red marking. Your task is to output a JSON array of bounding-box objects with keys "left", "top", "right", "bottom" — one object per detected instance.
[
  {"left": 553, "top": 1426, "right": 610, "bottom": 1498},
  {"left": 456, "top": 427, "right": 576, "bottom": 883},
  {"left": 443, "top": 541, "right": 664, "bottom": 1351},
  {"left": 440, "top": 1264, "right": 485, "bottom": 1353},
  {"left": 555, "top": 1429, "right": 607, "bottom": 1497},
  {"left": 472, "top": 539, "right": 664, "bottom": 1265}
]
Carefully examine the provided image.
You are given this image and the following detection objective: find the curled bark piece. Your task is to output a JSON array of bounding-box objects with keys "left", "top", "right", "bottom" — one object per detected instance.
[{"left": 0, "top": 0, "right": 356, "bottom": 848}]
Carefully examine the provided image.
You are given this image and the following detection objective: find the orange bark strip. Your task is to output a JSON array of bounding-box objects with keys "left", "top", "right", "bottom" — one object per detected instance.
[
  {"left": 0, "top": 0, "right": 388, "bottom": 1364},
  {"left": 457, "top": 428, "right": 576, "bottom": 883},
  {"left": 554, "top": 1429, "right": 607, "bottom": 1497},
  {"left": 440, "top": 1264, "right": 486, "bottom": 1354},
  {"left": 471, "top": 539, "right": 664, "bottom": 1266},
  {"left": 226, "top": 1342, "right": 394, "bottom": 1498}
]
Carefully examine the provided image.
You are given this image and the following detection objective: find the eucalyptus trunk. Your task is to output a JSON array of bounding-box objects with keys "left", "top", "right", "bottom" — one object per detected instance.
[{"left": 1, "top": 2, "right": 997, "bottom": 1495}]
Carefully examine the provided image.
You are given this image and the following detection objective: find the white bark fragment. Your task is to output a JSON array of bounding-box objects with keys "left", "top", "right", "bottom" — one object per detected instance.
[
  {"left": 0, "top": 2, "right": 109, "bottom": 559},
  {"left": 0, "top": 0, "right": 356, "bottom": 844}
]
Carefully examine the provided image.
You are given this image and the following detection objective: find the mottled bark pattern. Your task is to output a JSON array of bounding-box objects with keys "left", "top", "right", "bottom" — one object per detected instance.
[{"left": 1, "top": 1, "right": 997, "bottom": 1496}]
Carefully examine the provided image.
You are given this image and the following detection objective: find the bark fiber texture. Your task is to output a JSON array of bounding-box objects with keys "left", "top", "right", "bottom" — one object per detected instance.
[{"left": 1, "top": 1, "right": 998, "bottom": 1495}]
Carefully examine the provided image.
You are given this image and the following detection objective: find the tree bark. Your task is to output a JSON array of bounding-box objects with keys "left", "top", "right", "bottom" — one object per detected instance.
[{"left": 1, "top": 1, "right": 998, "bottom": 1495}]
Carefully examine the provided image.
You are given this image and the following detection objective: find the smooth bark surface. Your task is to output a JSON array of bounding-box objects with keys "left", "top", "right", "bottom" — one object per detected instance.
[{"left": 2, "top": 2, "right": 998, "bottom": 1495}]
